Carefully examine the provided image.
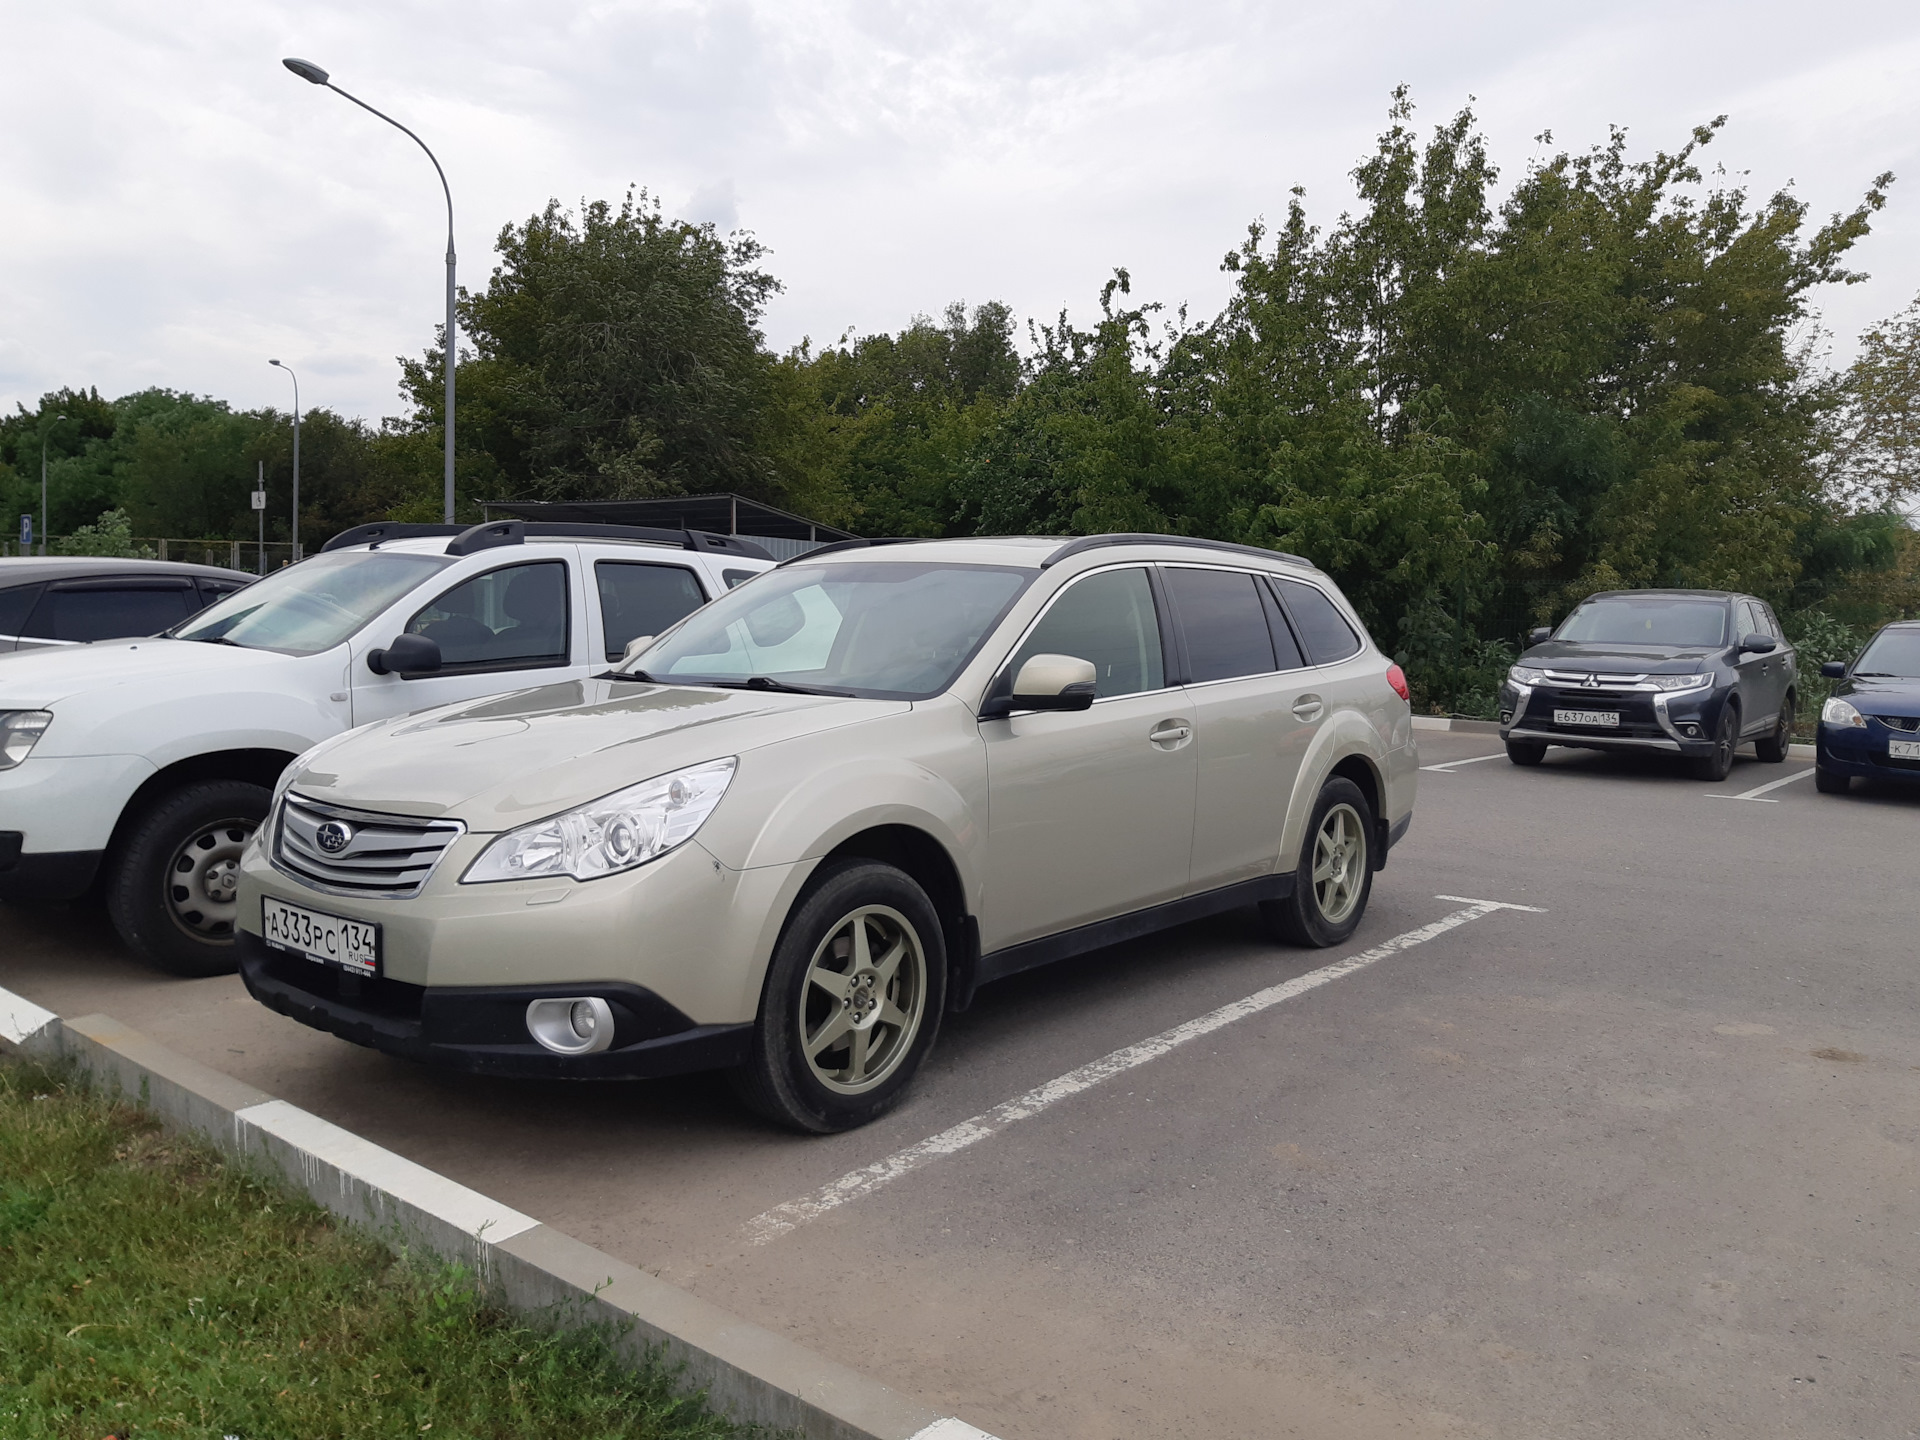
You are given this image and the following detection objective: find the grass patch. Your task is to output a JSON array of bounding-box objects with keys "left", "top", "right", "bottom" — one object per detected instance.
[{"left": 0, "top": 1056, "right": 763, "bottom": 1440}]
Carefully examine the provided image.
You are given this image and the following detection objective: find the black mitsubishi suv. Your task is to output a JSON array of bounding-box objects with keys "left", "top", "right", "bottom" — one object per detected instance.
[{"left": 1498, "top": 589, "right": 1798, "bottom": 781}]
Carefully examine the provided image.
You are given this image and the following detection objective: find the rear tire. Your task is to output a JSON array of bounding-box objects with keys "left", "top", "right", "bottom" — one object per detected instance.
[
  {"left": 1754, "top": 696, "right": 1793, "bottom": 763},
  {"left": 731, "top": 860, "right": 946, "bottom": 1134},
  {"left": 105, "top": 780, "right": 270, "bottom": 977},
  {"left": 1689, "top": 703, "right": 1738, "bottom": 782},
  {"left": 1505, "top": 739, "right": 1547, "bottom": 767},
  {"left": 1261, "top": 777, "right": 1374, "bottom": 949},
  {"left": 1814, "top": 764, "right": 1851, "bottom": 795}
]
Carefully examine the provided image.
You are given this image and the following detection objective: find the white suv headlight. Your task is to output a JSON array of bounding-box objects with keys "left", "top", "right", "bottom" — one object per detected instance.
[
  {"left": 462, "top": 758, "right": 737, "bottom": 884},
  {"left": 1822, "top": 697, "right": 1865, "bottom": 728},
  {"left": 0, "top": 711, "right": 52, "bottom": 770}
]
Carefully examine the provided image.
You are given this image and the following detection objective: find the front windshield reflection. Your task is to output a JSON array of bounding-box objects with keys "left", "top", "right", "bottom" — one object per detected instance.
[
  {"left": 630, "top": 560, "right": 1032, "bottom": 699},
  {"left": 1852, "top": 630, "right": 1920, "bottom": 678},
  {"left": 1556, "top": 598, "right": 1728, "bottom": 648},
  {"left": 171, "top": 552, "right": 452, "bottom": 655}
]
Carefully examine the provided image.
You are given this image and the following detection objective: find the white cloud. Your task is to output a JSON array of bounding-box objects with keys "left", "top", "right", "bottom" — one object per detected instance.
[{"left": 2, "top": 0, "right": 1917, "bottom": 423}]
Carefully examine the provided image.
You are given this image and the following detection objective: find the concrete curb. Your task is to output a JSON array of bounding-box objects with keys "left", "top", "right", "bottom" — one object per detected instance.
[
  {"left": 1411, "top": 715, "right": 1819, "bottom": 761},
  {"left": 0, "top": 986, "right": 998, "bottom": 1440}
]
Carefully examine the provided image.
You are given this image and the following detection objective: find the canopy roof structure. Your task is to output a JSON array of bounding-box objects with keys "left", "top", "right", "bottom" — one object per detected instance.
[{"left": 485, "top": 493, "right": 856, "bottom": 545}]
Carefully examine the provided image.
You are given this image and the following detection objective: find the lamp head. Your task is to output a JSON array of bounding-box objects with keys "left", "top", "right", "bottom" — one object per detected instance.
[
  {"left": 282, "top": 58, "right": 330, "bottom": 86},
  {"left": 269, "top": 359, "right": 282, "bottom": 368}
]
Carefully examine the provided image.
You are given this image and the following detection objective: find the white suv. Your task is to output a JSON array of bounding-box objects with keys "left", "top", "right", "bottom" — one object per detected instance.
[
  {"left": 235, "top": 534, "right": 1418, "bottom": 1132},
  {"left": 0, "top": 520, "right": 773, "bottom": 975}
]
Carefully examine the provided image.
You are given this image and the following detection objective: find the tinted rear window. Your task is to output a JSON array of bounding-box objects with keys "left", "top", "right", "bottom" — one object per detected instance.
[
  {"left": 0, "top": 583, "right": 41, "bottom": 637},
  {"left": 26, "top": 585, "right": 197, "bottom": 642},
  {"left": 1273, "top": 578, "right": 1361, "bottom": 663},
  {"left": 596, "top": 561, "right": 708, "bottom": 661},
  {"left": 1164, "top": 568, "right": 1276, "bottom": 683}
]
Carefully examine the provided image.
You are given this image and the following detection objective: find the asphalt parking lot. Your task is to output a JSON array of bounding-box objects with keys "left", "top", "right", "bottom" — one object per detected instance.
[{"left": 6, "top": 728, "right": 1919, "bottom": 1440}]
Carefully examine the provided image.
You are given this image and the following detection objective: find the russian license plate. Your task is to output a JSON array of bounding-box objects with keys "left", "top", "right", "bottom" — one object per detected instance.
[
  {"left": 261, "top": 898, "right": 381, "bottom": 975},
  {"left": 1554, "top": 708, "right": 1620, "bottom": 728},
  {"left": 1890, "top": 738, "right": 1920, "bottom": 759}
]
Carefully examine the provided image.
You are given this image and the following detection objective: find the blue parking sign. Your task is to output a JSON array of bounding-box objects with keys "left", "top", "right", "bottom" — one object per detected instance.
[{"left": 18, "top": 514, "right": 29, "bottom": 547}]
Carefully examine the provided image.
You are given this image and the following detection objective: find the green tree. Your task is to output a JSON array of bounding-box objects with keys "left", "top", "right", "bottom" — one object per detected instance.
[{"left": 391, "top": 189, "right": 783, "bottom": 512}]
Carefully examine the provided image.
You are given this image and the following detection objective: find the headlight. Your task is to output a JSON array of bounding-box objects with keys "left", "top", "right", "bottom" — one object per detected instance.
[
  {"left": 462, "top": 757, "right": 737, "bottom": 884},
  {"left": 1508, "top": 666, "right": 1546, "bottom": 686},
  {"left": 1647, "top": 674, "right": 1711, "bottom": 692},
  {"left": 1822, "top": 697, "right": 1865, "bottom": 728},
  {"left": 0, "top": 711, "right": 52, "bottom": 770}
]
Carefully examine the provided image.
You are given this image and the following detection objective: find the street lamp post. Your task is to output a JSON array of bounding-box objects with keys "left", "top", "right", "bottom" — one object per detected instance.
[
  {"left": 40, "top": 412, "right": 66, "bottom": 557},
  {"left": 283, "top": 58, "right": 456, "bottom": 524},
  {"left": 269, "top": 359, "right": 301, "bottom": 560}
]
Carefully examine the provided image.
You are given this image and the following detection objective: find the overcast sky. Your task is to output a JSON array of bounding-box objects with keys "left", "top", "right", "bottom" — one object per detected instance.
[{"left": 4, "top": 0, "right": 1918, "bottom": 425}]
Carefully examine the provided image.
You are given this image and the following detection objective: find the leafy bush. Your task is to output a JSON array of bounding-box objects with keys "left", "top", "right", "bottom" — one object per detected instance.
[{"left": 49, "top": 507, "right": 154, "bottom": 558}]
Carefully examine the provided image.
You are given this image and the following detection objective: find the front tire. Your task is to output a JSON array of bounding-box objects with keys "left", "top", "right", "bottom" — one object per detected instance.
[
  {"left": 1261, "top": 777, "right": 1375, "bottom": 949},
  {"left": 105, "top": 780, "right": 270, "bottom": 977},
  {"left": 1506, "top": 739, "right": 1547, "bottom": 766},
  {"left": 1754, "top": 696, "right": 1793, "bottom": 763},
  {"left": 1689, "top": 702, "right": 1738, "bottom": 782},
  {"left": 1814, "top": 764, "right": 1851, "bottom": 795},
  {"left": 732, "top": 860, "right": 946, "bottom": 1134}
]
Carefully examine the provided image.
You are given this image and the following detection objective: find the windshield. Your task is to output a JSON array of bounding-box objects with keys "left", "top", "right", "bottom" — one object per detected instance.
[
  {"left": 1556, "top": 597, "right": 1728, "bottom": 648},
  {"left": 1852, "top": 629, "right": 1920, "bottom": 677},
  {"left": 630, "top": 560, "right": 1033, "bottom": 699},
  {"left": 171, "top": 551, "right": 453, "bottom": 655}
]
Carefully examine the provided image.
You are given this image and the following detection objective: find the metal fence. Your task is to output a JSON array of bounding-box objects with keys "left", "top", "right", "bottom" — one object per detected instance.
[{"left": 0, "top": 538, "right": 302, "bottom": 572}]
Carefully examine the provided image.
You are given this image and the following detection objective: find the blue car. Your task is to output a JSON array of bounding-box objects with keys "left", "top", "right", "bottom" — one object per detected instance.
[{"left": 1815, "top": 620, "right": 1920, "bottom": 793}]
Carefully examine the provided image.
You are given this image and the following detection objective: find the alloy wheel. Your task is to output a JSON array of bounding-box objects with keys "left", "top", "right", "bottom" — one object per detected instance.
[
  {"left": 799, "top": 904, "right": 928, "bottom": 1095},
  {"left": 165, "top": 818, "right": 255, "bottom": 941},
  {"left": 1312, "top": 802, "right": 1367, "bottom": 925}
]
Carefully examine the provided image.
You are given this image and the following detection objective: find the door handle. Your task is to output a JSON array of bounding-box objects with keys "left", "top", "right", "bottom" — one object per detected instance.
[
  {"left": 1292, "top": 694, "right": 1325, "bottom": 722},
  {"left": 1149, "top": 719, "right": 1193, "bottom": 748}
]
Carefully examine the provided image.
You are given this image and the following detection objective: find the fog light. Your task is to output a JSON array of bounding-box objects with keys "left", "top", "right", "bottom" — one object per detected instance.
[
  {"left": 526, "top": 996, "right": 615, "bottom": 1055},
  {"left": 1499, "top": 710, "right": 1513, "bottom": 725},
  {"left": 1681, "top": 723, "right": 1701, "bottom": 737}
]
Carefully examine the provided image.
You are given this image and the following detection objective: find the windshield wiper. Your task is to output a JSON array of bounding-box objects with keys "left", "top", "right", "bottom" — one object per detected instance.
[
  {"left": 707, "top": 676, "right": 852, "bottom": 697},
  {"left": 180, "top": 634, "right": 245, "bottom": 647}
]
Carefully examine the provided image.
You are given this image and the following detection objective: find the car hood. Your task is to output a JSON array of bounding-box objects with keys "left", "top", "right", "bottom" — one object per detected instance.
[
  {"left": 0, "top": 636, "right": 287, "bottom": 708},
  {"left": 1837, "top": 675, "right": 1920, "bottom": 717},
  {"left": 286, "top": 677, "right": 909, "bottom": 829},
  {"left": 1519, "top": 641, "right": 1727, "bottom": 673}
]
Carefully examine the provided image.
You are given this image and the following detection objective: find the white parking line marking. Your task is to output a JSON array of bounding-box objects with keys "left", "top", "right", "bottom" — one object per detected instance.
[
  {"left": 1705, "top": 768, "right": 1815, "bottom": 803},
  {"left": 743, "top": 896, "right": 1543, "bottom": 1246},
  {"left": 1420, "top": 752, "right": 1506, "bottom": 773}
]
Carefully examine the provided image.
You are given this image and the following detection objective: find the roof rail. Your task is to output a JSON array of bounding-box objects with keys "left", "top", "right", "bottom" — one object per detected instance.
[
  {"left": 774, "top": 537, "right": 926, "bottom": 567},
  {"left": 322, "top": 520, "right": 772, "bottom": 561},
  {"left": 1040, "top": 533, "right": 1310, "bottom": 569}
]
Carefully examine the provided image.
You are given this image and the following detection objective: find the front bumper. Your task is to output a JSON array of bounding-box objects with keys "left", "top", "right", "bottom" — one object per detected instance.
[
  {"left": 0, "top": 753, "right": 157, "bottom": 901},
  {"left": 239, "top": 933, "right": 749, "bottom": 1079},
  {"left": 1499, "top": 680, "right": 1719, "bottom": 756},
  {"left": 1816, "top": 721, "right": 1920, "bottom": 781}
]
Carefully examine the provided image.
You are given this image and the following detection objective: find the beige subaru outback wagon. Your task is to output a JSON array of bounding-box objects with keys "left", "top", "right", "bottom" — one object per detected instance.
[{"left": 236, "top": 534, "right": 1418, "bottom": 1131}]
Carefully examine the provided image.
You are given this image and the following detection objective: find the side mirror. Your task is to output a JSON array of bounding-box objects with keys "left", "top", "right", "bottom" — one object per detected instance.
[
  {"left": 621, "top": 635, "right": 655, "bottom": 664},
  {"left": 1821, "top": 660, "right": 1847, "bottom": 679},
  {"left": 1526, "top": 626, "right": 1551, "bottom": 646},
  {"left": 982, "top": 654, "right": 1097, "bottom": 717},
  {"left": 367, "top": 632, "right": 443, "bottom": 677},
  {"left": 1740, "top": 632, "right": 1777, "bottom": 655}
]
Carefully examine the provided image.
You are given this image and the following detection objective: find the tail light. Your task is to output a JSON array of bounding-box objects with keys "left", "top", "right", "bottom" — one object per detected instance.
[{"left": 1385, "top": 664, "right": 1410, "bottom": 703}]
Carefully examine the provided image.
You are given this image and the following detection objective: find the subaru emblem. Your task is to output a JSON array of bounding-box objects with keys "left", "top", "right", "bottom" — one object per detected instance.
[{"left": 315, "top": 820, "right": 353, "bottom": 854}]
